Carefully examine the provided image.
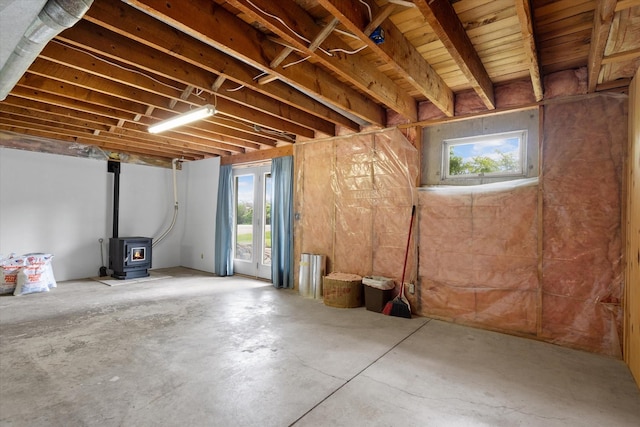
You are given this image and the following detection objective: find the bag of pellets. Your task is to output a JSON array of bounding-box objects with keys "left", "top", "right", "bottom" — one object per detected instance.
[
  {"left": 23, "top": 253, "right": 56, "bottom": 289},
  {"left": 13, "top": 254, "right": 55, "bottom": 296},
  {"left": 0, "top": 254, "right": 24, "bottom": 295},
  {"left": 13, "top": 265, "right": 50, "bottom": 296}
]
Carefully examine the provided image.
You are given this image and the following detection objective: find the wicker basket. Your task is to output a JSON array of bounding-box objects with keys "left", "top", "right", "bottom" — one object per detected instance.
[{"left": 323, "top": 272, "right": 363, "bottom": 308}]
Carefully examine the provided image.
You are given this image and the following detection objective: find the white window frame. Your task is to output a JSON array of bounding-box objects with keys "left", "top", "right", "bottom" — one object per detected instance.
[{"left": 442, "top": 130, "right": 528, "bottom": 181}]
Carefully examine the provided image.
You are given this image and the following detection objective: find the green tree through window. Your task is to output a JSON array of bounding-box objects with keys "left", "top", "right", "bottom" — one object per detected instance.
[{"left": 445, "top": 131, "right": 525, "bottom": 177}]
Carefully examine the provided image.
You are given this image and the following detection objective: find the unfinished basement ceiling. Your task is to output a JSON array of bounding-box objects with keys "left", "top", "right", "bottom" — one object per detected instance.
[{"left": 0, "top": 0, "right": 638, "bottom": 163}]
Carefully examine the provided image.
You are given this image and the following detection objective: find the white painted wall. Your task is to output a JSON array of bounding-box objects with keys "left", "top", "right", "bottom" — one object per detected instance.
[
  {"left": 116, "top": 161, "right": 186, "bottom": 271},
  {"left": 180, "top": 157, "right": 220, "bottom": 273},
  {"left": 0, "top": 148, "right": 219, "bottom": 281}
]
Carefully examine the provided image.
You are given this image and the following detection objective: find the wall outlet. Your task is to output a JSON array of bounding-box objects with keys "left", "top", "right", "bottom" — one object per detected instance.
[{"left": 407, "top": 283, "right": 415, "bottom": 294}]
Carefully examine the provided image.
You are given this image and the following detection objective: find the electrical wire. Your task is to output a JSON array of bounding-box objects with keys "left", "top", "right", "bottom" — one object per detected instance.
[
  {"left": 329, "top": 45, "right": 368, "bottom": 55},
  {"left": 226, "top": 84, "right": 245, "bottom": 92},
  {"left": 246, "top": 0, "right": 333, "bottom": 57},
  {"left": 257, "top": 127, "right": 296, "bottom": 141},
  {"left": 225, "top": 71, "right": 268, "bottom": 92},
  {"left": 282, "top": 56, "right": 310, "bottom": 69},
  {"left": 57, "top": 41, "right": 185, "bottom": 94},
  {"left": 359, "top": 0, "right": 372, "bottom": 22},
  {"left": 217, "top": 115, "right": 259, "bottom": 130},
  {"left": 60, "top": 34, "right": 294, "bottom": 143}
]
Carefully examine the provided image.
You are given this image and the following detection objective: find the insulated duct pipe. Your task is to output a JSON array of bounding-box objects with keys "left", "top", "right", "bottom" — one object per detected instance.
[
  {"left": 0, "top": 0, "right": 94, "bottom": 100},
  {"left": 153, "top": 159, "right": 180, "bottom": 247}
]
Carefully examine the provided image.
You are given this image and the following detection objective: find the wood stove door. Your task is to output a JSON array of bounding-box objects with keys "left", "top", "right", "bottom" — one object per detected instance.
[{"left": 232, "top": 165, "right": 272, "bottom": 280}]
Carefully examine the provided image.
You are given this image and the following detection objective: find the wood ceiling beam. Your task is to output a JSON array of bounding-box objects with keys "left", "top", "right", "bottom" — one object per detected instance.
[
  {"left": 3, "top": 95, "right": 119, "bottom": 128},
  {"left": 6, "top": 90, "right": 275, "bottom": 150},
  {"left": 82, "top": 3, "right": 345, "bottom": 135},
  {"left": 18, "top": 73, "right": 149, "bottom": 116},
  {"left": 10, "top": 85, "right": 137, "bottom": 122},
  {"left": 413, "top": 0, "right": 495, "bottom": 110},
  {"left": 601, "top": 47, "right": 640, "bottom": 65},
  {"left": 259, "top": 17, "right": 340, "bottom": 85},
  {"left": 0, "top": 116, "right": 225, "bottom": 159},
  {"left": 142, "top": 114, "right": 274, "bottom": 150},
  {"left": 26, "top": 51, "right": 281, "bottom": 147},
  {"left": 0, "top": 130, "right": 202, "bottom": 163},
  {"left": 316, "top": 0, "right": 454, "bottom": 117},
  {"left": 0, "top": 125, "right": 205, "bottom": 161},
  {"left": 587, "top": 0, "right": 618, "bottom": 92},
  {"left": 35, "top": 49, "right": 278, "bottom": 149},
  {"left": 0, "top": 102, "right": 240, "bottom": 156},
  {"left": 169, "top": 85, "right": 194, "bottom": 109},
  {"left": 14, "top": 75, "right": 269, "bottom": 152},
  {"left": 616, "top": 0, "right": 640, "bottom": 12},
  {"left": 0, "top": 103, "right": 111, "bottom": 133},
  {"left": 226, "top": 0, "right": 417, "bottom": 121},
  {"left": 122, "top": 0, "right": 384, "bottom": 126},
  {"left": 39, "top": 38, "right": 311, "bottom": 140},
  {"left": 221, "top": 145, "right": 293, "bottom": 166},
  {"left": 27, "top": 59, "right": 173, "bottom": 116},
  {"left": 514, "top": 0, "right": 543, "bottom": 101}
]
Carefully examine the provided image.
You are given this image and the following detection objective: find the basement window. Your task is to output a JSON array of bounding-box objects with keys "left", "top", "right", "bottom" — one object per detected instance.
[{"left": 442, "top": 130, "right": 527, "bottom": 180}]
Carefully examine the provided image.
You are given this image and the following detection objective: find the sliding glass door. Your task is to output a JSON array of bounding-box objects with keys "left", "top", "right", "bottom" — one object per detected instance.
[{"left": 232, "top": 165, "right": 272, "bottom": 280}]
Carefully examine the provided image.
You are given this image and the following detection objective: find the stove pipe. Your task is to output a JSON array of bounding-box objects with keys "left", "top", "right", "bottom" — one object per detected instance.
[{"left": 107, "top": 160, "right": 120, "bottom": 239}]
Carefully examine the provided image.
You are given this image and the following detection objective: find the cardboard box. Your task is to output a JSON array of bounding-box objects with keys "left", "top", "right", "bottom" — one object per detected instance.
[{"left": 323, "top": 273, "right": 363, "bottom": 308}]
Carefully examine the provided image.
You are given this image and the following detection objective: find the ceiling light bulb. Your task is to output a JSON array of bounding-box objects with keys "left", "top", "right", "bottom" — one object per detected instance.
[{"left": 148, "top": 104, "right": 216, "bottom": 134}]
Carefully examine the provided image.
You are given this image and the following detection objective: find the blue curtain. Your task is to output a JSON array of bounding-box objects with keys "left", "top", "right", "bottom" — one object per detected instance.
[
  {"left": 214, "top": 165, "right": 234, "bottom": 276},
  {"left": 271, "top": 156, "right": 294, "bottom": 288}
]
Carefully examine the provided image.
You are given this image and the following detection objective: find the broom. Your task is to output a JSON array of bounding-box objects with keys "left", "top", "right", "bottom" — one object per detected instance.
[{"left": 382, "top": 205, "right": 415, "bottom": 318}]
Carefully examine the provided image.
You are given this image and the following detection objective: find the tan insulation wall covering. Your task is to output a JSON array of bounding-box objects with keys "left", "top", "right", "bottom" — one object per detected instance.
[
  {"left": 541, "top": 95, "right": 627, "bottom": 356},
  {"left": 417, "top": 94, "right": 626, "bottom": 356},
  {"left": 294, "top": 128, "right": 419, "bottom": 289},
  {"left": 294, "top": 94, "right": 626, "bottom": 356},
  {"left": 418, "top": 182, "right": 539, "bottom": 335}
]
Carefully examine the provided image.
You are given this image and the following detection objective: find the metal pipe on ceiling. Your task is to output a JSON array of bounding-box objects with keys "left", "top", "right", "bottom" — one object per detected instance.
[{"left": 0, "top": 0, "right": 94, "bottom": 100}]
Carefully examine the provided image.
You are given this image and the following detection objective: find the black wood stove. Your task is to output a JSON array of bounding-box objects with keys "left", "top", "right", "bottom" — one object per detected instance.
[
  {"left": 109, "top": 236, "right": 152, "bottom": 279},
  {"left": 108, "top": 160, "right": 152, "bottom": 280}
]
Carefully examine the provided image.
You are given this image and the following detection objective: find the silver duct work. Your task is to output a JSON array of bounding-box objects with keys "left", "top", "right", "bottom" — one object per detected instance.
[{"left": 0, "top": 0, "right": 94, "bottom": 100}]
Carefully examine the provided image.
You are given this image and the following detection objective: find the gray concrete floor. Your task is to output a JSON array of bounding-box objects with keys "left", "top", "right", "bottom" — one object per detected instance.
[{"left": 1, "top": 267, "right": 639, "bottom": 427}]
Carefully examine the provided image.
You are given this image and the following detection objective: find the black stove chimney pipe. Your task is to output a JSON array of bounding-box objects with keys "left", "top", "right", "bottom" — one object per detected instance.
[{"left": 107, "top": 160, "right": 120, "bottom": 239}]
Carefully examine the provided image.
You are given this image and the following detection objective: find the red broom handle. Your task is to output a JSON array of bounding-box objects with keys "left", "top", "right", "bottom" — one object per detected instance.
[{"left": 399, "top": 205, "right": 416, "bottom": 298}]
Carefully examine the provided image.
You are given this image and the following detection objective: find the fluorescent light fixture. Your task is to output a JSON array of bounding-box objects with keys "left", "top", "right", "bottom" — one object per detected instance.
[{"left": 148, "top": 104, "right": 216, "bottom": 134}]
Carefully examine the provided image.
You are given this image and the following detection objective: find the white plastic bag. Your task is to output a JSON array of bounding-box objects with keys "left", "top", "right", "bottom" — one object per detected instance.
[
  {"left": 23, "top": 253, "right": 56, "bottom": 289},
  {"left": 0, "top": 254, "right": 24, "bottom": 295},
  {"left": 362, "top": 276, "right": 395, "bottom": 290},
  {"left": 13, "top": 254, "right": 54, "bottom": 296}
]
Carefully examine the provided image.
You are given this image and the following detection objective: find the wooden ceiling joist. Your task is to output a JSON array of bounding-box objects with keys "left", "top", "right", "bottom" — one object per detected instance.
[
  {"left": 514, "top": 0, "right": 543, "bottom": 101},
  {"left": 588, "top": 0, "right": 619, "bottom": 92},
  {"left": 169, "top": 85, "right": 195, "bottom": 109},
  {"left": 50, "top": 26, "right": 315, "bottom": 141},
  {"left": 258, "top": 17, "right": 341, "bottom": 85},
  {"left": 83, "top": 0, "right": 349, "bottom": 133},
  {"left": 0, "top": 101, "right": 244, "bottom": 156},
  {"left": 0, "top": 0, "right": 638, "bottom": 163},
  {"left": 227, "top": 0, "right": 417, "bottom": 121},
  {"left": 414, "top": 0, "right": 496, "bottom": 110},
  {"left": 0, "top": 117, "right": 224, "bottom": 159},
  {"left": 13, "top": 75, "right": 275, "bottom": 155},
  {"left": 316, "top": 0, "right": 454, "bottom": 117},
  {"left": 122, "top": 0, "right": 386, "bottom": 126}
]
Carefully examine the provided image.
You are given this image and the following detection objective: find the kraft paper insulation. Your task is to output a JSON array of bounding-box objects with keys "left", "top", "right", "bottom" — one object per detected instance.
[{"left": 294, "top": 94, "right": 625, "bottom": 356}]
